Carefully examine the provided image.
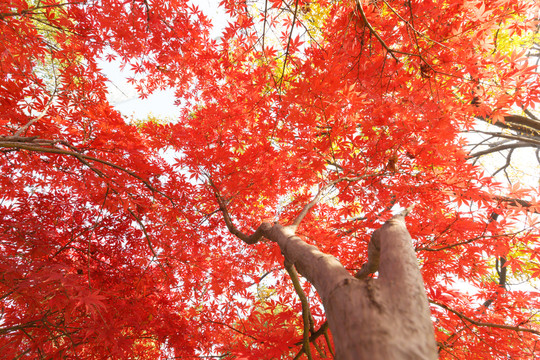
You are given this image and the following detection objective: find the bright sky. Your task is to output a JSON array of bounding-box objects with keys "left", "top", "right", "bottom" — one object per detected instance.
[{"left": 101, "top": 60, "right": 179, "bottom": 120}]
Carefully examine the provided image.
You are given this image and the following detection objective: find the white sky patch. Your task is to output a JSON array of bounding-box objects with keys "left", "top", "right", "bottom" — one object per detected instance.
[{"left": 101, "top": 58, "right": 179, "bottom": 120}]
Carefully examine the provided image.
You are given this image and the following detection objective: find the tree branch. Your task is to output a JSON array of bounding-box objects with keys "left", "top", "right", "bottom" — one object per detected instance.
[
  {"left": 493, "top": 195, "right": 538, "bottom": 212},
  {"left": 206, "top": 320, "right": 259, "bottom": 341},
  {"left": 0, "top": 136, "right": 175, "bottom": 205},
  {"left": 354, "top": 229, "right": 380, "bottom": 279},
  {"left": 292, "top": 173, "right": 386, "bottom": 228},
  {"left": 127, "top": 208, "right": 170, "bottom": 278},
  {"left": 468, "top": 129, "right": 540, "bottom": 147},
  {"left": 354, "top": 0, "right": 399, "bottom": 62},
  {"left": 277, "top": 0, "right": 299, "bottom": 91},
  {"left": 477, "top": 114, "right": 540, "bottom": 138},
  {"left": 469, "top": 141, "right": 532, "bottom": 158},
  {"left": 430, "top": 300, "right": 540, "bottom": 336},
  {"left": 294, "top": 321, "right": 334, "bottom": 359},
  {"left": 285, "top": 262, "right": 313, "bottom": 360},
  {"left": 14, "top": 97, "right": 55, "bottom": 137},
  {"left": 209, "top": 179, "right": 270, "bottom": 244},
  {"left": 291, "top": 187, "right": 324, "bottom": 228}
]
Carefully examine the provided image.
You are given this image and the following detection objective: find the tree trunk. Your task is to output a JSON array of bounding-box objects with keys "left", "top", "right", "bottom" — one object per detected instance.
[{"left": 262, "top": 213, "right": 438, "bottom": 360}]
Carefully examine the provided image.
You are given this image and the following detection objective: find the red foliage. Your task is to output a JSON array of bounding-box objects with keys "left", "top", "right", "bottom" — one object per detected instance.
[{"left": 0, "top": 0, "right": 539, "bottom": 358}]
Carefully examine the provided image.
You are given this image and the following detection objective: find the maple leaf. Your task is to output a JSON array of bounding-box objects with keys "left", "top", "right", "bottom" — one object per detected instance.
[{"left": 75, "top": 290, "right": 107, "bottom": 314}]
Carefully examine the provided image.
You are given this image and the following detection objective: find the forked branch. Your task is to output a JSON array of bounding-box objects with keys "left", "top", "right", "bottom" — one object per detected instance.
[
  {"left": 355, "top": 205, "right": 413, "bottom": 279},
  {"left": 294, "top": 321, "right": 333, "bottom": 357}
]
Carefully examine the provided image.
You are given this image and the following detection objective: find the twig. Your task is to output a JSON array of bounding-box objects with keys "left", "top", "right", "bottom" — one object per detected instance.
[
  {"left": 381, "top": 0, "right": 449, "bottom": 50},
  {"left": 419, "top": 233, "right": 507, "bottom": 252},
  {"left": 261, "top": 0, "right": 268, "bottom": 53},
  {"left": 467, "top": 130, "right": 540, "bottom": 147},
  {"left": 492, "top": 148, "right": 513, "bottom": 178},
  {"left": 14, "top": 96, "right": 55, "bottom": 136},
  {"left": 292, "top": 172, "right": 387, "bottom": 228},
  {"left": 469, "top": 142, "right": 531, "bottom": 158},
  {"left": 127, "top": 208, "right": 170, "bottom": 279},
  {"left": 291, "top": 187, "right": 324, "bottom": 227},
  {"left": 206, "top": 320, "right": 259, "bottom": 341},
  {"left": 278, "top": 0, "right": 300, "bottom": 91}
]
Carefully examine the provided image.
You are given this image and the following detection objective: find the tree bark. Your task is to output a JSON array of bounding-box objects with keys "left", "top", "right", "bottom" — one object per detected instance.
[{"left": 260, "top": 213, "right": 437, "bottom": 360}]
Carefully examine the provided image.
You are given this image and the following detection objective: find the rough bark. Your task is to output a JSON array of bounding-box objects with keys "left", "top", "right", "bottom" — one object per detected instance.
[{"left": 260, "top": 214, "right": 438, "bottom": 360}]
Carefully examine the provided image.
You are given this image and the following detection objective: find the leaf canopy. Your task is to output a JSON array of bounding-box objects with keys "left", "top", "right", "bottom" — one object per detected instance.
[{"left": 0, "top": 0, "right": 539, "bottom": 358}]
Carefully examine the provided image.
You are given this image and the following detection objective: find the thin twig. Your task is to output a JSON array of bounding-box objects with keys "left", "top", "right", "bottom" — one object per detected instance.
[
  {"left": 469, "top": 142, "right": 531, "bottom": 158},
  {"left": 127, "top": 208, "right": 170, "bottom": 278},
  {"left": 291, "top": 187, "right": 324, "bottom": 227},
  {"left": 261, "top": 0, "right": 268, "bottom": 53},
  {"left": 292, "top": 172, "right": 387, "bottom": 228},
  {"left": 14, "top": 96, "right": 55, "bottom": 136},
  {"left": 278, "top": 0, "right": 300, "bottom": 91}
]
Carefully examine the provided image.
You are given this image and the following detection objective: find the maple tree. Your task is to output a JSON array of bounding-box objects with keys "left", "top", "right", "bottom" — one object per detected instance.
[{"left": 1, "top": 0, "right": 540, "bottom": 358}]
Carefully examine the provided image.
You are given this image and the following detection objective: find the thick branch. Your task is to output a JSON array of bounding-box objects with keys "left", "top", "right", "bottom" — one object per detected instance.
[
  {"left": 482, "top": 257, "right": 507, "bottom": 308},
  {"left": 477, "top": 114, "right": 540, "bottom": 138},
  {"left": 216, "top": 196, "right": 436, "bottom": 358},
  {"left": 493, "top": 195, "right": 538, "bottom": 212},
  {"left": 355, "top": 206, "right": 413, "bottom": 279},
  {"left": 354, "top": 230, "right": 380, "bottom": 279}
]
